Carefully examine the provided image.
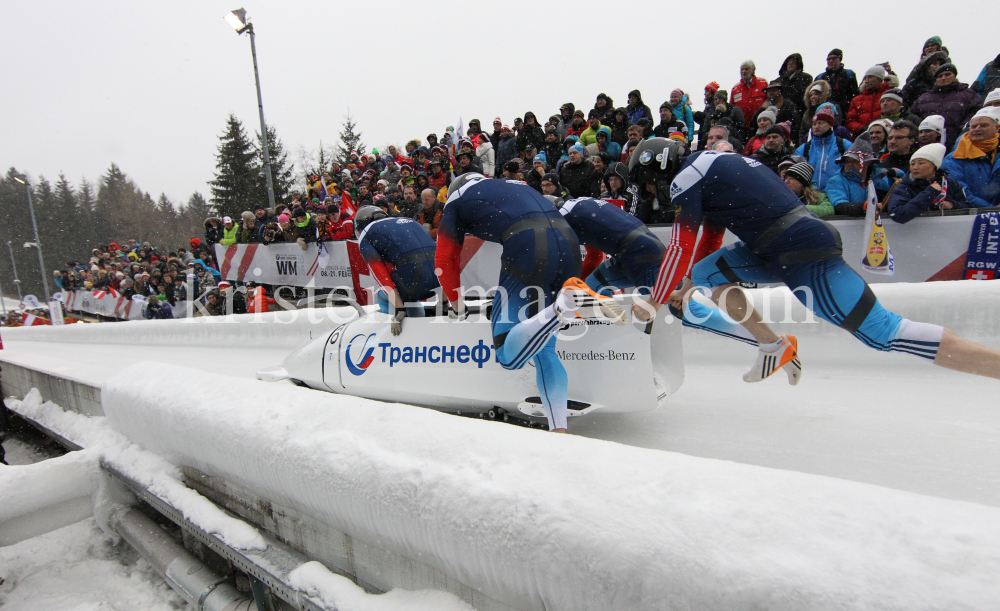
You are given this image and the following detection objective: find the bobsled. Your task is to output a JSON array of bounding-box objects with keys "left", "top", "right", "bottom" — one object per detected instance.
[{"left": 257, "top": 298, "right": 684, "bottom": 421}]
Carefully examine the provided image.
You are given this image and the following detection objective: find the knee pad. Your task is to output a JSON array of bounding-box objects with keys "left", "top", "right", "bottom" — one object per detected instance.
[{"left": 889, "top": 319, "right": 944, "bottom": 361}]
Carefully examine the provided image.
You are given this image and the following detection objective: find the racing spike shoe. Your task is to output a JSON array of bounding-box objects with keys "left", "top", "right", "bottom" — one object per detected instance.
[
  {"left": 780, "top": 336, "right": 802, "bottom": 386},
  {"left": 743, "top": 335, "right": 799, "bottom": 383},
  {"left": 556, "top": 278, "right": 626, "bottom": 325}
]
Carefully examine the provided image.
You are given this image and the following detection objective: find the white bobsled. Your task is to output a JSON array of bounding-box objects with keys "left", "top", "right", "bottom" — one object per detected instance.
[{"left": 257, "top": 298, "right": 684, "bottom": 421}]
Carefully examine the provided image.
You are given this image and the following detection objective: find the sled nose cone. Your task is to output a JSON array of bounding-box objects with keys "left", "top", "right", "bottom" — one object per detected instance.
[{"left": 256, "top": 365, "right": 290, "bottom": 383}]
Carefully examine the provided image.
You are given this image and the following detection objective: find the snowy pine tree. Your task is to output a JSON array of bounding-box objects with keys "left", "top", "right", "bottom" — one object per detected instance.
[
  {"left": 256, "top": 125, "right": 293, "bottom": 205},
  {"left": 210, "top": 114, "right": 262, "bottom": 219},
  {"left": 335, "top": 111, "right": 365, "bottom": 167}
]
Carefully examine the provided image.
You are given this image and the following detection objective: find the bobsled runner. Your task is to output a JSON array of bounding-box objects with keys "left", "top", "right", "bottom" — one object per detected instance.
[{"left": 257, "top": 298, "right": 684, "bottom": 421}]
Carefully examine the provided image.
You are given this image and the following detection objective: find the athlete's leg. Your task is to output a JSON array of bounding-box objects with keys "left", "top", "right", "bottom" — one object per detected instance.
[
  {"left": 491, "top": 275, "right": 571, "bottom": 431},
  {"left": 936, "top": 329, "right": 1000, "bottom": 379},
  {"left": 534, "top": 337, "right": 569, "bottom": 432}
]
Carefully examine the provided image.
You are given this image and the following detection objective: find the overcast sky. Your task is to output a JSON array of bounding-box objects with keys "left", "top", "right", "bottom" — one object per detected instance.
[{"left": 1, "top": 0, "right": 991, "bottom": 206}]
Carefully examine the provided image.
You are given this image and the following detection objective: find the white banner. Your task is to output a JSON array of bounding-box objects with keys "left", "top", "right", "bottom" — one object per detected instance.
[{"left": 48, "top": 300, "right": 65, "bottom": 325}]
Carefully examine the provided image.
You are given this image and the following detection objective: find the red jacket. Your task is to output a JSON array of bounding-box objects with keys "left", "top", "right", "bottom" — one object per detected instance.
[
  {"left": 731, "top": 77, "right": 769, "bottom": 130},
  {"left": 846, "top": 82, "right": 891, "bottom": 136},
  {"left": 330, "top": 218, "right": 354, "bottom": 241}
]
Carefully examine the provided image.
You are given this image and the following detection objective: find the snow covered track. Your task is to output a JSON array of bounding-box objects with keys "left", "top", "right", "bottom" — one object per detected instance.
[{"left": 99, "top": 362, "right": 1000, "bottom": 611}]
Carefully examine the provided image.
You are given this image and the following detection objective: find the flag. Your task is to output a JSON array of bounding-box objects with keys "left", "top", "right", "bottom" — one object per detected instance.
[
  {"left": 21, "top": 313, "right": 50, "bottom": 326},
  {"left": 93, "top": 287, "right": 120, "bottom": 300},
  {"left": 861, "top": 182, "right": 894, "bottom": 276},
  {"left": 963, "top": 211, "right": 1000, "bottom": 280}
]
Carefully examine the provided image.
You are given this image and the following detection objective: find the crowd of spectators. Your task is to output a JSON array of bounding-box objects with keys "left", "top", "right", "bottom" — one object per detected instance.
[
  {"left": 41, "top": 39, "right": 1000, "bottom": 323},
  {"left": 257, "top": 41, "right": 998, "bottom": 231}
]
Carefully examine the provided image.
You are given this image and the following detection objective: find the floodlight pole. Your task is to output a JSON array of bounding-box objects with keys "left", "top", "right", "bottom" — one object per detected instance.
[
  {"left": 241, "top": 21, "right": 276, "bottom": 210},
  {"left": 6, "top": 242, "right": 22, "bottom": 300}
]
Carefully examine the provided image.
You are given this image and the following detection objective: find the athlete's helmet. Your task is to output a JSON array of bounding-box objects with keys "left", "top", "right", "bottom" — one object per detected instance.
[
  {"left": 353, "top": 205, "right": 388, "bottom": 239},
  {"left": 628, "top": 138, "right": 684, "bottom": 207},
  {"left": 542, "top": 194, "right": 565, "bottom": 208},
  {"left": 446, "top": 172, "right": 486, "bottom": 200}
]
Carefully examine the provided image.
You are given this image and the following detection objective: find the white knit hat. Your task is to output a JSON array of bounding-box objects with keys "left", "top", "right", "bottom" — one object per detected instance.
[
  {"left": 985, "top": 90, "right": 1000, "bottom": 106},
  {"left": 911, "top": 143, "right": 946, "bottom": 169},
  {"left": 918, "top": 115, "right": 946, "bottom": 143},
  {"left": 864, "top": 65, "right": 887, "bottom": 80},
  {"left": 972, "top": 106, "right": 1000, "bottom": 124}
]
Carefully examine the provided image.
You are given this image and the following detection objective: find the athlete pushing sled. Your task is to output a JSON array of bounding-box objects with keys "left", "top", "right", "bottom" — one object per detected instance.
[{"left": 630, "top": 137, "right": 1000, "bottom": 383}]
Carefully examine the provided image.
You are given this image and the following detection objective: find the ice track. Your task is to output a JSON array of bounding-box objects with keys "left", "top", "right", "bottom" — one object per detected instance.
[{"left": 5, "top": 281, "right": 998, "bottom": 507}]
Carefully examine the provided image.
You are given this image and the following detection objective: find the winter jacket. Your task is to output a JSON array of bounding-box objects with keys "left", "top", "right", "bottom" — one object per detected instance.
[
  {"left": 564, "top": 121, "right": 587, "bottom": 139},
  {"left": 600, "top": 162, "right": 640, "bottom": 218},
  {"left": 902, "top": 51, "right": 950, "bottom": 108},
  {"left": 556, "top": 103, "right": 575, "bottom": 140},
  {"left": 802, "top": 191, "right": 835, "bottom": 217},
  {"left": 417, "top": 203, "right": 443, "bottom": 239},
  {"left": 144, "top": 301, "right": 174, "bottom": 319},
  {"left": 517, "top": 113, "right": 546, "bottom": 153},
  {"left": 779, "top": 54, "right": 813, "bottom": 116},
  {"left": 592, "top": 94, "right": 616, "bottom": 124},
  {"left": 626, "top": 90, "right": 653, "bottom": 124},
  {"left": 542, "top": 140, "right": 563, "bottom": 172},
  {"left": 794, "top": 131, "right": 852, "bottom": 190},
  {"left": 495, "top": 135, "right": 519, "bottom": 175},
  {"left": 731, "top": 76, "right": 769, "bottom": 131},
  {"left": 888, "top": 172, "right": 969, "bottom": 223},
  {"left": 220, "top": 224, "right": 238, "bottom": 246},
  {"left": 559, "top": 158, "right": 596, "bottom": 198},
  {"left": 877, "top": 151, "right": 913, "bottom": 174},
  {"left": 204, "top": 218, "right": 223, "bottom": 246},
  {"left": 824, "top": 169, "right": 890, "bottom": 213},
  {"left": 237, "top": 222, "right": 260, "bottom": 244},
  {"left": 846, "top": 82, "right": 891, "bottom": 136},
  {"left": 524, "top": 168, "right": 545, "bottom": 193},
  {"left": 942, "top": 135, "right": 1000, "bottom": 208},
  {"left": 818, "top": 65, "right": 860, "bottom": 118},
  {"left": 910, "top": 82, "right": 982, "bottom": 150},
  {"left": 579, "top": 123, "right": 604, "bottom": 147},
  {"left": 653, "top": 119, "right": 688, "bottom": 141},
  {"left": 972, "top": 54, "right": 1000, "bottom": 98},
  {"left": 294, "top": 214, "right": 318, "bottom": 243},
  {"left": 752, "top": 145, "right": 792, "bottom": 174},
  {"left": 476, "top": 141, "right": 496, "bottom": 177},
  {"left": 595, "top": 127, "right": 622, "bottom": 160},
  {"left": 608, "top": 109, "right": 630, "bottom": 146},
  {"left": 330, "top": 218, "right": 355, "bottom": 241},
  {"left": 671, "top": 96, "right": 696, "bottom": 142}
]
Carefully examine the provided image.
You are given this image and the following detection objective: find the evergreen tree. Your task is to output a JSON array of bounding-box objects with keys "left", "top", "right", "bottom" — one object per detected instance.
[
  {"left": 255, "top": 125, "right": 293, "bottom": 205},
  {"left": 76, "top": 179, "right": 98, "bottom": 248},
  {"left": 210, "top": 114, "right": 261, "bottom": 219},
  {"left": 335, "top": 111, "right": 365, "bottom": 167}
]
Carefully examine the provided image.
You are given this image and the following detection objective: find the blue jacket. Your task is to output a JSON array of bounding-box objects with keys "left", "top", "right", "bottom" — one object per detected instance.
[
  {"left": 144, "top": 301, "right": 174, "bottom": 319},
  {"left": 824, "top": 169, "right": 890, "bottom": 207},
  {"left": 794, "top": 132, "right": 852, "bottom": 191},
  {"left": 672, "top": 96, "right": 696, "bottom": 142},
  {"left": 941, "top": 139, "right": 1000, "bottom": 208},
  {"left": 596, "top": 127, "right": 622, "bottom": 160},
  {"left": 887, "top": 173, "right": 969, "bottom": 224}
]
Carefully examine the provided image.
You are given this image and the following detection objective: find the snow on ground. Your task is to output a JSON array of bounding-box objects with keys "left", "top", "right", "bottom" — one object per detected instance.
[{"left": 0, "top": 518, "right": 186, "bottom": 611}]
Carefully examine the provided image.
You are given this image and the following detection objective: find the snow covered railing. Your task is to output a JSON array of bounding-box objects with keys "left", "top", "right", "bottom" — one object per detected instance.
[{"left": 100, "top": 361, "right": 1000, "bottom": 611}]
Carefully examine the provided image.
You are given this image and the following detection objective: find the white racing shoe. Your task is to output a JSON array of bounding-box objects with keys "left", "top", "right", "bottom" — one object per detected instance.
[
  {"left": 556, "top": 278, "right": 627, "bottom": 325},
  {"left": 744, "top": 335, "right": 801, "bottom": 385}
]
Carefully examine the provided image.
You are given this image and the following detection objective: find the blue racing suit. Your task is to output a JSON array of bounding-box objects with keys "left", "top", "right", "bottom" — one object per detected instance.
[
  {"left": 436, "top": 177, "right": 582, "bottom": 429},
  {"left": 358, "top": 217, "right": 439, "bottom": 317}
]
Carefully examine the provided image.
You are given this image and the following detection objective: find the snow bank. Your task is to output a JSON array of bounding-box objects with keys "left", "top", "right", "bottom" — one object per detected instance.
[
  {"left": 103, "top": 362, "right": 1000, "bottom": 611},
  {"left": 0, "top": 448, "right": 97, "bottom": 546}
]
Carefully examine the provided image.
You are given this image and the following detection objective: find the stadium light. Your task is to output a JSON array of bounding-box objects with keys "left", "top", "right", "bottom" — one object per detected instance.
[
  {"left": 223, "top": 8, "right": 276, "bottom": 210},
  {"left": 12, "top": 176, "right": 50, "bottom": 301}
]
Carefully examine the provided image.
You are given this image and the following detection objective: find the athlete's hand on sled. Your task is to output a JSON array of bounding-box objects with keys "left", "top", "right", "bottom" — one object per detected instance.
[
  {"left": 390, "top": 310, "right": 407, "bottom": 336},
  {"left": 668, "top": 277, "right": 695, "bottom": 310},
  {"left": 631, "top": 297, "right": 661, "bottom": 322}
]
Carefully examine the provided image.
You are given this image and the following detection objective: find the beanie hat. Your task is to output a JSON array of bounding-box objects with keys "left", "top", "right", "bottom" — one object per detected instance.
[
  {"left": 809, "top": 82, "right": 824, "bottom": 94},
  {"left": 668, "top": 132, "right": 688, "bottom": 144},
  {"left": 569, "top": 144, "right": 584, "bottom": 155},
  {"left": 919, "top": 114, "right": 947, "bottom": 143},
  {"left": 911, "top": 143, "right": 946, "bottom": 169},
  {"left": 705, "top": 81, "right": 721, "bottom": 95},
  {"left": 292, "top": 206, "right": 306, "bottom": 218},
  {"left": 828, "top": 48, "right": 843, "bottom": 59},
  {"left": 764, "top": 125, "right": 787, "bottom": 139},
  {"left": 758, "top": 108, "right": 778, "bottom": 125},
  {"left": 533, "top": 153, "right": 547, "bottom": 164},
  {"left": 541, "top": 172, "right": 560, "bottom": 186},
  {"left": 777, "top": 121, "right": 792, "bottom": 141},
  {"left": 573, "top": 109, "right": 585, "bottom": 118},
  {"left": 864, "top": 65, "right": 887, "bottom": 80},
  {"left": 984, "top": 90, "right": 1000, "bottom": 106},
  {"left": 503, "top": 160, "right": 520, "bottom": 174},
  {"left": 924, "top": 36, "right": 942, "bottom": 48},
  {"left": 786, "top": 162, "right": 814, "bottom": 185},
  {"left": 670, "top": 88, "right": 684, "bottom": 98},
  {"left": 867, "top": 118, "right": 894, "bottom": 135},
  {"left": 934, "top": 63, "right": 957, "bottom": 79},
  {"left": 813, "top": 106, "right": 836, "bottom": 126},
  {"left": 880, "top": 88, "right": 904, "bottom": 104},
  {"left": 972, "top": 106, "right": 1000, "bottom": 124},
  {"left": 660, "top": 100, "right": 674, "bottom": 111}
]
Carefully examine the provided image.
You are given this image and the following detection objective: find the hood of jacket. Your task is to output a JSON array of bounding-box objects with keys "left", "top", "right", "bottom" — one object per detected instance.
[
  {"left": 596, "top": 126, "right": 613, "bottom": 140},
  {"left": 204, "top": 217, "right": 221, "bottom": 228},
  {"left": 803, "top": 79, "right": 831, "bottom": 108},
  {"left": 523, "top": 111, "right": 539, "bottom": 126},
  {"left": 603, "top": 162, "right": 630, "bottom": 192},
  {"left": 628, "top": 89, "right": 645, "bottom": 108},
  {"left": 610, "top": 107, "right": 630, "bottom": 127},
  {"left": 780, "top": 53, "right": 805, "bottom": 78},
  {"left": 916, "top": 50, "right": 950, "bottom": 81},
  {"left": 563, "top": 135, "right": 580, "bottom": 149},
  {"left": 559, "top": 103, "right": 576, "bottom": 118}
]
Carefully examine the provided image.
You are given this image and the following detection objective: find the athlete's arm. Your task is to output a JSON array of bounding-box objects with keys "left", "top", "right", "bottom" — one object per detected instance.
[
  {"left": 650, "top": 170, "right": 705, "bottom": 304},
  {"left": 360, "top": 241, "right": 397, "bottom": 292},
  {"left": 581, "top": 245, "right": 604, "bottom": 279},
  {"left": 434, "top": 206, "right": 465, "bottom": 306},
  {"left": 692, "top": 220, "right": 725, "bottom": 264}
]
